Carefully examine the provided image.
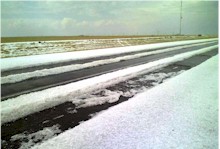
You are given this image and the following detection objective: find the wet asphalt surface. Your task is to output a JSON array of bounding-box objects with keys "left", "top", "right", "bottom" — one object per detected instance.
[
  {"left": 1, "top": 42, "right": 217, "bottom": 100},
  {"left": 1, "top": 49, "right": 218, "bottom": 149},
  {"left": 1, "top": 41, "right": 214, "bottom": 77}
]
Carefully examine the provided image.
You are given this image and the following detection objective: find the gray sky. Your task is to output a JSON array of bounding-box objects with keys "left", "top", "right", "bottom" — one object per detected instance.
[{"left": 1, "top": 0, "right": 218, "bottom": 37}]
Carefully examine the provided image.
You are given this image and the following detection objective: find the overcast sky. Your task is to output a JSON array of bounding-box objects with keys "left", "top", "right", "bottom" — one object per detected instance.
[{"left": 1, "top": 0, "right": 218, "bottom": 37}]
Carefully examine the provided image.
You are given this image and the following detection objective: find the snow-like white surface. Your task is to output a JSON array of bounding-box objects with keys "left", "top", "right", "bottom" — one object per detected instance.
[
  {"left": 1, "top": 44, "right": 217, "bottom": 124},
  {"left": 1, "top": 38, "right": 132, "bottom": 58},
  {"left": 1, "top": 42, "right": 211, "bottom": 84},
  {"left": 10, "top": 125, "right": 61, "bottom": 149},
  {"left": 75, "top": 89, "right": 122, "bottom": 108},
  {"left": 32, "top": 55, "right": 218, "bottom": 149},
  {"left": 0, "top": 36, "right": 199, "bottom": 45},
  {"left": 1, "top": 38, "right": 217, "bottom": 71},
  {"left": 74, "top": 71, "right": 184, "bottom": 109},
  {"left": 2, "top": 69, "right": 185, "bottom": 149},
  {"left": 1, "top": 36, "right": 213, "bottom": 58}
]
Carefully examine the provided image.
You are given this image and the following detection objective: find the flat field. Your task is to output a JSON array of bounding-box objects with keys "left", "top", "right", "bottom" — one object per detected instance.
[
  {"left": 1, "top": 35, "right": 216, "bottom": 58},
  {"left": 1, "top": 36, "right": 151, "bottom": 43},
  {"left": 1, "top": 35, "right": 215, "bottom": 43}
]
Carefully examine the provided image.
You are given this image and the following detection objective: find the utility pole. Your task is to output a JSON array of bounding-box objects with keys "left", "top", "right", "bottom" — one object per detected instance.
[{"left": 179, "top": 0, "right": 183, "bottom": 35}]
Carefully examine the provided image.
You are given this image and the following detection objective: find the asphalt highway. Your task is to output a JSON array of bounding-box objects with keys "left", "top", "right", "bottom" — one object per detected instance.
[
  {"left": 1, "top": 42, "right": 217, "bottom": 100},
  {"left": 1, "top": 48, "right": 218, "bottom": 149}
]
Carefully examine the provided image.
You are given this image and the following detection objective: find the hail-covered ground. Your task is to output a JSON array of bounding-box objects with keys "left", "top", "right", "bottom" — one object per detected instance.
[
  {"left": 32, "top": 55, "right": 218, "bottom": 149},
  {"left": 1, "top": 35, "right": 213, "bottom": 58},
  {"left": 1, "top": 41, "right": 215, "bottom": 84},
  {"left": 1, "top": 37, "right": 218, "bottom": 149},
  {"left": 1, "top": 42, "right": 217, "bottom": 124},
  {"left": 2, "top": 69, "right": 184, "bottom": 149}
]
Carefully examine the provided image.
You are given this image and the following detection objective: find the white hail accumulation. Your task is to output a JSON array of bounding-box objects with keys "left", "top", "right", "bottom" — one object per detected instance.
[
  {"left": 1, "top": 38, "right": 217, "bottom": 71},
  {"left": 32, "top": 55, "right": 218, "bottom": 149},
  {"left": 1, "top": 44, "right": 218, "bottom": 124},
  {"left": 1, "top": 41, "right": 215, "bottom": 84}
]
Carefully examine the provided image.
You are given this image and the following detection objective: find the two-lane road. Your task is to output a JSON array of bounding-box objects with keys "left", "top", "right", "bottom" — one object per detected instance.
[{"left": 1, "top": 41, "right": 218, "bottom": 100}]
